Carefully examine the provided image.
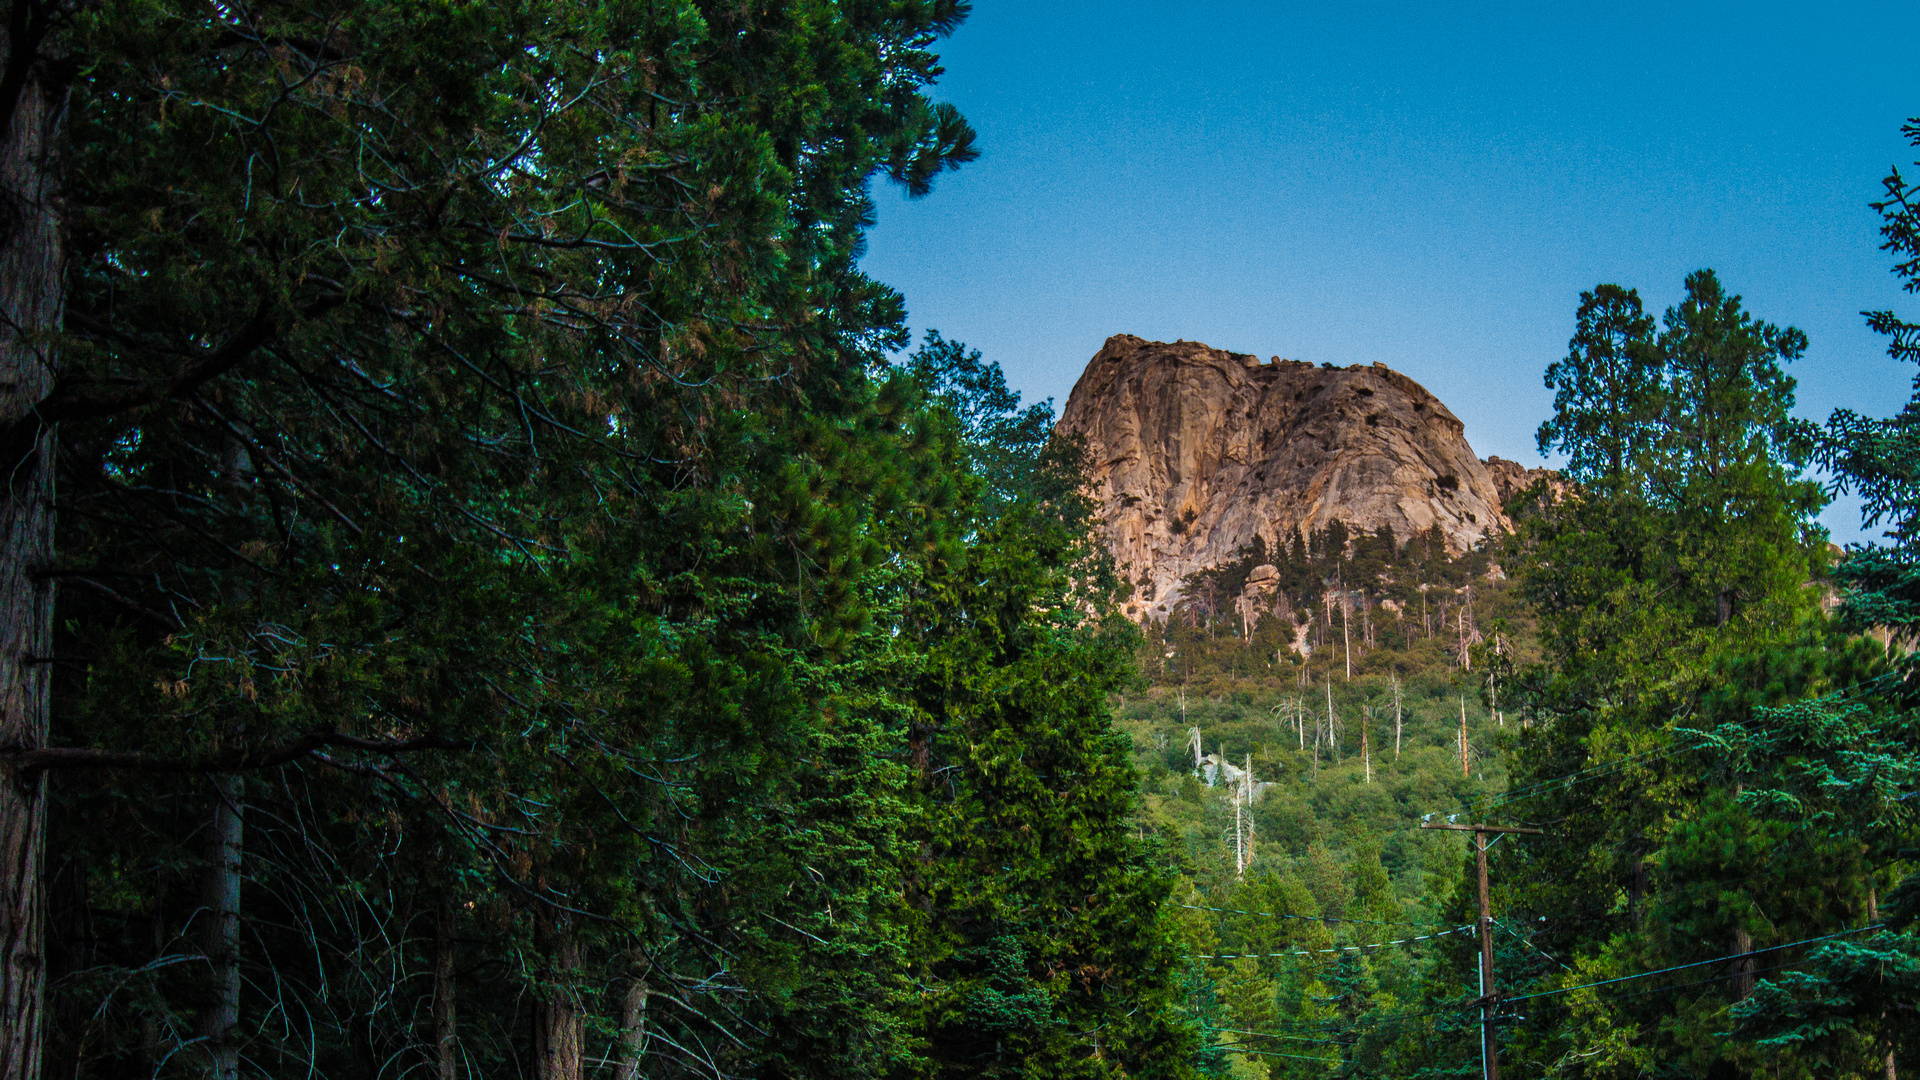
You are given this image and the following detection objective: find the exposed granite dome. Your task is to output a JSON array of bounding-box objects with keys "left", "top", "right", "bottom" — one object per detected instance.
[{"left": 1055, "top": 334, "right": 1542, "bottom": 622}]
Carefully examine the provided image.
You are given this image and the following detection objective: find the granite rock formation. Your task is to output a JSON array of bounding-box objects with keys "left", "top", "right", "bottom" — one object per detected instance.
[
  {"left": 1483, "top": 455, "right": 1575, "bottom": 507},
  {"left": 1056, "top": 334, "right": 1539, "bottom": 622}
]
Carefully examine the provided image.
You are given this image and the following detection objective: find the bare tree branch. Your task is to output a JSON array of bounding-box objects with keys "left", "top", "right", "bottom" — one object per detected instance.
[{"left": 2, "top": 731, "right": 470, "bottom": 774}]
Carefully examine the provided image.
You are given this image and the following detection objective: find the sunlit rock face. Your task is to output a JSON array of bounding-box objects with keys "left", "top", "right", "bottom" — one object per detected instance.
[
  {"left": 1482, "top": 455, "right": 1575, "bottom": 506},
  {"left": 1055, "top": 334, "right": 1518, "bottom": 622}
]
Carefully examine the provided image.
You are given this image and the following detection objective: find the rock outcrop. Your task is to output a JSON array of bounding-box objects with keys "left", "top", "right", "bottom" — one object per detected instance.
[
  {"left": 1056, "top": 335, "right": 1539, "bottom": 622},
  {"left": 1483, "top": 455, "right": 1574, "bottom": 506}
]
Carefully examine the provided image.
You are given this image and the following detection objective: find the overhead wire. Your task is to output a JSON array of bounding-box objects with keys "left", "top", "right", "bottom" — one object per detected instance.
[
  {"left": 1194, "top": 924, "right": 1474, "bottom": 959},
  {"left": 1205, "top": 924, "right": 1881, "bottom": 1051},
  {"left": 1501, "top": 923, "right": 1886, "bottom": 1005},
  {"left": 1444, "top": 669, "right": 1906, "bottom": 822},
  {"left": 1224, "top": 1047, "right": 1344, "bottom": 1062},
  {"left": 1494, "top": 917, "right": 1575, "bottom": 973},
  {"left": 1510, "top": 959, "right": 1808, "bottom": 1018},
  {"left": 1210, "top": 1027, "right": 1350, "bottom": 1046},
  {"left": 1177, "top": 901, "right": 1447, "bottom": 928},
  {"left": 1472, "top": 738, "right": 1709, "bottom": 813},
  {"left": 1172, "top": 673, "right": 1910, "bottom": 1054}
]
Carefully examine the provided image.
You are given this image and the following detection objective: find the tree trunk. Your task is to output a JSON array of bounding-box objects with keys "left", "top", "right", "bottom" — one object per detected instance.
[
  {"left": 1324, "top": 679, "right": 1336, "bottom": 764},
  {"left": 434, "top": 894, "right": 458, "bottom": 1080},
  {"left": 199, "top": 776, "right": 244, "bottom": 1080},
  {"left": 1730, "top": 927, "right": 1754, "bottom": 1001},
  {"left": 1340, "top": 596, "right": 1351, "bottom": 680},
  {"left": 1459, "top": 697, "right": 1469, "bottom": 778},
  {"left": 534, "top": 919, "right": 582, "bottom": 1080},
  {"left": 613, "top": 965, "right": 648, "bottom": 1080},
  {"left": 0, "top": 24, "right": 62, "bottom": 1077},
  {"left": 1392, "top": 674, "right": 1402, "bottom": 759},
  {"left": 1628, "top": 847, "right": 1648, "bottom": 930}
]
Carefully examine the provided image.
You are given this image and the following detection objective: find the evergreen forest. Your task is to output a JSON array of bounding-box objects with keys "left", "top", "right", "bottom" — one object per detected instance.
[{"left": 0, "top": 3, "right": 1915, "bottom": 1079}]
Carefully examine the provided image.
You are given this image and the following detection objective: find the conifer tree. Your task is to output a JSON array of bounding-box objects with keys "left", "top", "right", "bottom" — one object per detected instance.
[
  {"left": 1726, "top": 113, "right": 1920, "bottom": 1079},
  {"left": 1500, "top": 270, "right": 1856, "bottom": 1074},
  {"left": 899, "top": 334, "right": 1199, "bottom": 1077},
  {"left": 9, "top": 2, "right": 1005, "bottom": 1076}
]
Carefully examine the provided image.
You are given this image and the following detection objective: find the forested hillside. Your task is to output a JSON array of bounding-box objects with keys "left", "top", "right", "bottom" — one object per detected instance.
[{"left": 1119, "top": 246, "right": 1920, "bottom": 1077}]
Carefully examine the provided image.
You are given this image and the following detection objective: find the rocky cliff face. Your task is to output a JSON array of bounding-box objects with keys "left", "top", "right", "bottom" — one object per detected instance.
[
  {"left": 1482, "top": 455, "right": 1574, "bottom": 507},
  {"left": 1056, "top": 335, "right": 1540, "bottom": 622}
]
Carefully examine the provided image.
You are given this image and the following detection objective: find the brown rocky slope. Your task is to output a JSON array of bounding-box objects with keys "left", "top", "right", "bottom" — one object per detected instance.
[{"left": 1055, "top": 334, "right": 1558, "bottom": 622}]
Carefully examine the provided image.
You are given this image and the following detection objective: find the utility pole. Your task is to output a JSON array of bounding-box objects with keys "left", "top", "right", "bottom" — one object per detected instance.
[{"left": 1420, "top": 819, "right": 1543, "bottom": 1080}]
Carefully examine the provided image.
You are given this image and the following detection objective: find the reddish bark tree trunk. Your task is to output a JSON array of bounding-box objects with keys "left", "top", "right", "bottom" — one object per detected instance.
[
  {"left": 1730, "top": 927, "right": 1754, "bottom": 1001},
  {"left": 534, "top": 918, "right": 582, "bottom": 1080},
  {"left": 0, "top": 22, "right": 63, "bottom": 1078}
]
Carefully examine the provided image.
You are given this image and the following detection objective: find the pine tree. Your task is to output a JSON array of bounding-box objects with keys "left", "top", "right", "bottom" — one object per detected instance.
[
  {"left": 20, "top": 2, "right": 993, "bottom": 1076},
  {"left": 1727, "top": 113, "right": 1920, "bottom": 1079},
  {"left": 1500, "top": 269, "right": 1851, "bottom": 1074},
  {"left": 899, "top": 336, "right": 1199, "bottom": 1077}
]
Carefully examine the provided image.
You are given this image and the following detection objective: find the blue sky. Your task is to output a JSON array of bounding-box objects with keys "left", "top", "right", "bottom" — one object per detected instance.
[{"left": 860, "top": 0, "right": 1920, "bottom": 545}]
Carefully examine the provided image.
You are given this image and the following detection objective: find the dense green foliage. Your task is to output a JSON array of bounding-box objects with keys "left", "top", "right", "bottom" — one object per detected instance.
[
  {"left": 1108, "top": 255, "right": 1920, "bottom": 1077},
  {"left": 1483, "top": 267, "right": 1888, "bottom": 1077},
  {"left": 40, "top": 4, "right": 1190, "bottom": 1078},
  {"left": 33, "top": 5, "right": 1920, "bottom": 1077},
  {"left": 1104, "top": 520, "right": 1523, "bottom": 1076},
  {"left": 1717, "top": 116, "right": 1920, "bottom": 1078},
  {"left": 898, "top": 339, "right": 1196, "bottom": 1077}
]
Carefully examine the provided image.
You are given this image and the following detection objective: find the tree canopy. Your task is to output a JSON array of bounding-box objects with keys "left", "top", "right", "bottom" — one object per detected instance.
[{"left": 7, "top": 3, "right": 1194, "bottom": 1078}]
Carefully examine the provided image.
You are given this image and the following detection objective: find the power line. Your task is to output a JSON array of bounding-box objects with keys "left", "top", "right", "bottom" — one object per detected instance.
[
  {"left": 1449, "top": 671, "right": 1906, "bottom": 820},
  {"left": 1199, "top": 923, "right": 1891, "bottom": 1043},
  {"left": 1211, "top": 1027, "right": 1350, "bottom": 1046},
  {"left": 1194, "top": 925, "right": 1473, "bottom": 959},
  {"left": 1178, "top": 901, "right": 1447, "bottom": 928},
  {"left": 1494, "top": 918, "right": 1574, "bottom": 973},
  {"left": 1512, "top": 959, "right": 1809, "bottom": 1016},
  {"left": 1239, "top": 995, "right": 1483, "bottom": 1038},
  {"left": 1474, "top": 739, "right": 1709, "bottom": 812},
  {"left": 1221, "top": 1047, "right": 1344, "bottom": 1062},
  {"left": 1501, "top": 923, "right": 1885, "bottom": 1005}
]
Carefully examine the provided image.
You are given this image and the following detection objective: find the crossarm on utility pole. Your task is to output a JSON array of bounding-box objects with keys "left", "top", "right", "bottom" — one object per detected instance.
[
  {"left": 1418, "top": 822, "right": 1541, "bottom": 835},
  {"left": 1417, "top": 819, "right": 1545, "bottom": 1080}
]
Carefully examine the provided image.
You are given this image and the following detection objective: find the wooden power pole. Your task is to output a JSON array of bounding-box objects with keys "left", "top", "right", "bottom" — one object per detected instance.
[{"left": 1419, "top": 819, "right": 1543, "bottom": 1080}]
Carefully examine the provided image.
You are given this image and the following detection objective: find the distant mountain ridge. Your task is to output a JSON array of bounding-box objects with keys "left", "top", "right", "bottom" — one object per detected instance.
[{"left": 1055, "top": 334, "right": 1560, "bottom": 622}]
